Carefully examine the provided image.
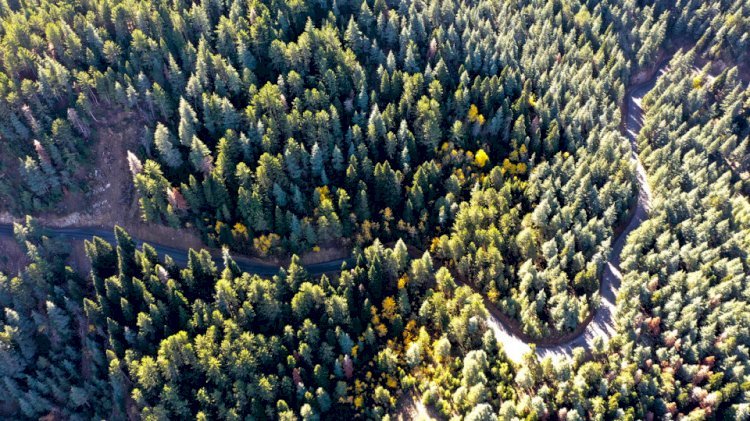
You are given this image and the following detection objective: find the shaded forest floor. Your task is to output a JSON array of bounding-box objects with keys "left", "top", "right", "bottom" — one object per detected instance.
[{"left": 0, "top": 236, "right": 28, "bottom": 274}]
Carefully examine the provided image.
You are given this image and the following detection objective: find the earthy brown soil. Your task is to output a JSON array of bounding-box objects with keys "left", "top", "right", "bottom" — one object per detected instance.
[
  {"left": 63, "top": 111, "right": 206, "bottom": 248},
  {"left": 394, "top": 390, "right": 439, "bottom": 421},
  {"left": 0, "top": 109, "right": 356, "bottom": 267},
  {"left": 1, "top": 110, "right": 207, "bottom": 253}
]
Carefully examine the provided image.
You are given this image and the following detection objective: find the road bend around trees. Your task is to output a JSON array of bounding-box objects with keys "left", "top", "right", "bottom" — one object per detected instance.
[
  {"left": 485, "top": 62, "right": 664, "bottom": 363},
  {"left": 0, "top": 60, "right": 666, "bottom": 365}
]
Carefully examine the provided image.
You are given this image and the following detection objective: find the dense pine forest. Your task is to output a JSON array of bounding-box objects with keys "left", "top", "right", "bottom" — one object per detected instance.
[{"left": 0, "top": 0, "right": 748, "bottom": 419}]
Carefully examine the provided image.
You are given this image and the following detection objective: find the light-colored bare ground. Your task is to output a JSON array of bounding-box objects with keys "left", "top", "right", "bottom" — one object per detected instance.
[{"left": 0, "top": 111, "right": 206, "bottom": 251}]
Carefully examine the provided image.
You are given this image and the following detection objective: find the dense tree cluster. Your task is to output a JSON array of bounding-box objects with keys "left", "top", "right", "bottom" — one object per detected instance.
[
  {"left": 1, "top": 0, "right": 749, "bottom": 419},
  {"left": 610, "top": 50, "right": 750, "bottom": 418},
  {"left": 434, "top": 129, "right": 635, "bottom": 339},
  {"left": 400, "top": 0, "right": 641, "bottom": 339},
  {"left": 0, "top": 0, "right": 636, "bottom": 252},
  {"left": 669, "top": 0, "right": 749, "bottom": 68},
  {"left": 0, "top": 219, "right": 113, "bottom": 419},
  {"left": 0, "top": 0, "right": 646, "bottom": 336},
  {"left": 0, "top": 220, "right": 517, "bottom": 419}
]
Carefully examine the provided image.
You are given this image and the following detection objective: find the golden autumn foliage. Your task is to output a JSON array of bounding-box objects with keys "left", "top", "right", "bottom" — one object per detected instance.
[
  {"left": 231, "top": 223, "right": 249, "bottom": 245},
  {"left": 468, "top": 104, "right": 480, "bottom": 122},
  {"left": 487, "top": 288, "right": 500, "bottom": 303},
  {"left": 468, "top": 104, "right": 487, "bottom": 125},
  {"left": 381, "top": 297, "right": 398, "bottom": 321},
  {"left": 316, "top": 185, "right": 332, "bottom": 202},
  {"left": 501, "top": 158, "right": 527, "bottom": 175},
  {"left": 232, "top": 222, "right": 248, "bottom": 236},
  {"left": 403, "top": 320, "right": 419, "bottom": 344},
  {"left": 430, "top": 236, "right": 441, "bottom": 253},
  {"left": 386, "top": 375, "right": 398, "bottom": 388},
  {"left": 253, "top": 233, "right": 281, "bottom": 256},
  {"left": 474, "top": 149, "right": 490, "bottom": 168},
  {"left": 528, "top": 93, "right": 538, "bottom": 107}
]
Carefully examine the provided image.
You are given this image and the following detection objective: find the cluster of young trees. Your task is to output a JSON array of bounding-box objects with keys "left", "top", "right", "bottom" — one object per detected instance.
[
  {"left": 671, "top": 0, "right": 750, "bottom": 67},
  {"left": 0, "top": 2, "right": 99, "bottom": 211},
  {"left": 407, "top": 275, "right": 520, "bottom": 418},
  {"left": 434, "top": 131, "right": 635, "bottom": 339},
  {"left": 614, "top": 0, "right": 749, "bottom": 77}
]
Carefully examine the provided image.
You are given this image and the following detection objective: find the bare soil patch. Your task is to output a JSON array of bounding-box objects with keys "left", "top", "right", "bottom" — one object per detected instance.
[
  {"left": 395, "top": 391, "right": 437, "bottom": 421},
  {"left": 1, "top": 109, "right": 347, "bottom": 265},
  {"left": 1, "top": 110, "right": 206, "bottom": 251}
]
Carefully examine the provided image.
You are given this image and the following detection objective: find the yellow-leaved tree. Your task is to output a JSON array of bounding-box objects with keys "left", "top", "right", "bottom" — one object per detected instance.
[{"left": 474, "top": 149, "right": 490, "bottom": 168}]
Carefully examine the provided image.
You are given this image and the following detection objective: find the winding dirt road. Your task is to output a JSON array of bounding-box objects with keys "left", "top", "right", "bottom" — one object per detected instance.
[
  {"left": 0, "top": 223, "right": 352, "bottom": 276},
  {"left": 0, "top": 61, "right": 668, "bottom": 366},
  {"left": 485, "top": 65, "right": 665, "bottom": 363}
]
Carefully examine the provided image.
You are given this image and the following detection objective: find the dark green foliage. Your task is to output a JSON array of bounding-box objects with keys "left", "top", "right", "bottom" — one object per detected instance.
[
  {"left": 4, "top": 219, "right": 508, "bottom": 419},
  {"left": 0, "top": 220, "right": 112, "bottom": 419},
  {"left": 0, "top": 0, "right": 748, "bottom": 419}
]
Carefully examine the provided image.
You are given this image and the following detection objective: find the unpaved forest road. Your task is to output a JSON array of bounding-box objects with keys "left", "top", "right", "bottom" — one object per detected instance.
[
  {"left": 485, "top": 65, "right": 664, "bottom": 363},
  {"left": 0, "top": 224, "right": 352, "bottom": 277},
  {"left": 0, "top": 60, "right": 665, "bottom": 365}
]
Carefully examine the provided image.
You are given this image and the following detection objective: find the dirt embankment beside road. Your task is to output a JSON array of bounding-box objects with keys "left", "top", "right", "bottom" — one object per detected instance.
[
  {"left": 0, "top": 110, "right": 206, "bottom": 251},
  {"left": 0, "top": 110, "right": 211, "bottom": 275},
  {"left": 0, "top": 108, "right": 351, "bottom": 270}
]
